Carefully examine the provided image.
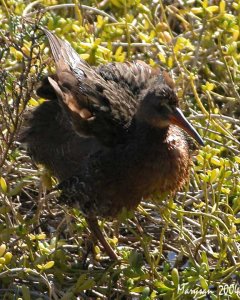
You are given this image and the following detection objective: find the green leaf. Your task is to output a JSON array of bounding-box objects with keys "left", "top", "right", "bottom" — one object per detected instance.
[
  {"left": 234, "top": 156, "right": 240, "bottom": 164},
  {"left": 219, "top": 0, "right": 226, "bottom": 13},
  {"left": 22, "top": 285, "right": 31, "bottom": 300},
  {"left": 0, "top": 244, "right": 6, "bottom": 257},
  {"left": 0, "top": 177, "right": 8, "bottom": 193},
  {"left": 131, "top": 286, "right": 146, "bottom": 293},
  {"left": 4, "top": 252, "right": 13, "bottom": 264},
  {"left": 174, "top": 37, "right": 194, "bottom": 53},
  {"left": 75, "top": 278, "right": 95, "bottom": 292},
  {"left": 210, "top": 168, "right": 220, "bottom": 183},
  {"left": 199, "top": 275, "right": 208, "bottom": 290},
  {"left": 171, "top": 268, "right": 179, "bottom": 288},
  {"left": 37, "top": 261, "right": 54, "bottom": 270},
  {"left": 154, "top": 281, "right": 174, "bottom": 292}
]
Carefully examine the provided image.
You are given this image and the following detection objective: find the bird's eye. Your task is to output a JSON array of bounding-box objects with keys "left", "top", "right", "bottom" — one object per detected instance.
[{"left": 157, "top": 103, "right": 172, "bottom": 115}]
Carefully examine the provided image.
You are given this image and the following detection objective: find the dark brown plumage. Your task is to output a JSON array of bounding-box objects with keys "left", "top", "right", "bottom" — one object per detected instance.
[{"left": 20, "top": 29, "right": 204, "bottom": 260}]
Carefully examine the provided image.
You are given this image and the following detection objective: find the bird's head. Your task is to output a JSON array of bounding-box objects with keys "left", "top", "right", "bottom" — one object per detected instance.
[{"left": 137, "top": 83, "right": 204, "bottom": 145}]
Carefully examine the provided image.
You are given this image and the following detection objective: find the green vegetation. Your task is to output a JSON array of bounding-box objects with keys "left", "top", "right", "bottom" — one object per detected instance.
[{"left": 0, "top": 0, "right": 239, "bottom": 299}]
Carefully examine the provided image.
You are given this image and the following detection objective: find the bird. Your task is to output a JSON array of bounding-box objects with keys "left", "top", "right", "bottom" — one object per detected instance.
[{"left": 20, "top": 28, "right": 204, "bottom": 260}]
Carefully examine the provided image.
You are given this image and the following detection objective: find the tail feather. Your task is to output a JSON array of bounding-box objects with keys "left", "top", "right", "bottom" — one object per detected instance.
[{"left": 42, "top": 28, "right": 88, "bottom": 77}]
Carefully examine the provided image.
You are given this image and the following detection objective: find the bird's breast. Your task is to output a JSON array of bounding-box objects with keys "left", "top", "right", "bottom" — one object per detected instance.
[{"left": 89, "top": 129, "right": 191, "bottom": 217}]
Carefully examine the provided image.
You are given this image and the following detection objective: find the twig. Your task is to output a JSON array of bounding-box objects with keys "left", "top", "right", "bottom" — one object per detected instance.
[{"left": 24, "top": 4, "right": 118, "bottom": 23}]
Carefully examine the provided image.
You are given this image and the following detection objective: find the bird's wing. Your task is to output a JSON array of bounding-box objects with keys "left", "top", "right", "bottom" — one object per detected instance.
[
  {"left": 19, "top": 97, "right": 104, "bottom": 181},
  {"left": 42, "top": 28, "right": 106, "bottom": 112},
  {"left": 40, "top": 30, "right": 134, "bottom": 142},
  {"left": 96, "top": 61, "right": 158, "bottom": 90}
]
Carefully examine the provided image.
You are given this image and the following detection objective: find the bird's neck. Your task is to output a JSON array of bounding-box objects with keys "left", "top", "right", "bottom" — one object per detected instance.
[
  {"left": 133, "top": 121, "right": 169, "bottom": 147},
  {"left": 126, "top": 123, "right": 190, "bottom": 200}
]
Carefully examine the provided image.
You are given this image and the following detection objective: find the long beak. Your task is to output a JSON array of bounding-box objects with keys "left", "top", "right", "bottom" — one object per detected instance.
[{"left": 169, "top": 107, "right": 204, "bottom": 146}]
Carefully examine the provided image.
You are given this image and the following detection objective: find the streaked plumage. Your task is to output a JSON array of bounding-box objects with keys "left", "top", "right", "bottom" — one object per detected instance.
[{"left": 20, "top": 28, "right": 203, "bottom": 259}]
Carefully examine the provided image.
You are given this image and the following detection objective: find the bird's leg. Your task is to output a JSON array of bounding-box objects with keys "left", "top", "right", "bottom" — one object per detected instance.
[{"left": 85, "top": 216, "right": 119, "bottom": 260}]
